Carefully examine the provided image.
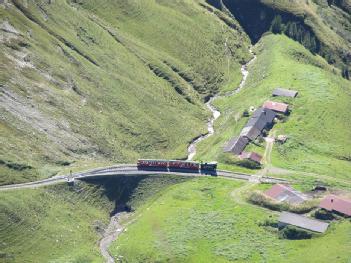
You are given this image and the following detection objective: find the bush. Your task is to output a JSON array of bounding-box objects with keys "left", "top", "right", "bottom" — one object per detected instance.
[
  {"left": 236, "top": 159, "right": 261, "bottom": 170},
  {"left": 279, "top": 225, "right": 313, "bottom": 240},
  {"left": 259, "top": 218, "right": 279, "bottom": 228},
  {"left": 242, "top": 109, "right": 250, "bottom": 117},
  {"left": 248, "top": 191, "right": 317, "bottom": 213},
  {"left": 288, "top": 200, "right": 318, "bottom": 214},
  {"left": 314, "top": 209, "right": 335, "bottom": 220},
  {"left": 248, "top": 191, "right": 286, "bottom": 211},
  {"left": 218, "top": 153, "right": 261, "bottom": 169},
  {"left": 218, "top": 153, "right": 240, "bottom": 166}
]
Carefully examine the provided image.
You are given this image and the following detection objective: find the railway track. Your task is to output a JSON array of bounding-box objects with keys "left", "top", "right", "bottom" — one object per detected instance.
[{"left": 0, "top": 165, "right": 288, "bottom": 191}]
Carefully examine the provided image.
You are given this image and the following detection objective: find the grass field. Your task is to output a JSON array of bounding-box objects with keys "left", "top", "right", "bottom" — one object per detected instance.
[
  {"left": 194, "top": 34, "right": 351, "bottom": 186},
  {"left": 0, "top": 183, "right": 110, "bottom": 262},
  {"left": 111, "top": 177, "right": 351, "bottom": 263},
  {"left": 0, "top": 174, "right": 192, "bottom": 262}
]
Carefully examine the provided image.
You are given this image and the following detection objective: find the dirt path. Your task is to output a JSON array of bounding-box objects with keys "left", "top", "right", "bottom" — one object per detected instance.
[
  {"left": 230, "top": 182, "right": 258, "bottom": 205},
  {"left": 187, "top": 48, "right": 257, "bottom": 160}
]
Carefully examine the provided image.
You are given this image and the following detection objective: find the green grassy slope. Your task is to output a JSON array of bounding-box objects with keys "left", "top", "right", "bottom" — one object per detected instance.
[
  {"left": 0, "top": 0, "right": 250, "bottom": 185},
  {"left": 0, "top": 183, "right": 111, "bottom": 262},
  {"left": 0, "top": 175, "right": 192, "bottom": 262},
  {"left": 195, "top": 34, "right": 351, "bottom": 184},
  {"left": 111, "top": 178, "right": 351, "bottom": 262}
]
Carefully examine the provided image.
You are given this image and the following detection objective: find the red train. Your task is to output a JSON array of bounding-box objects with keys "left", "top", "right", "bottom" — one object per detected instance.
[{"left": 137, "top": 159, "right": 217, "bottom": 172}]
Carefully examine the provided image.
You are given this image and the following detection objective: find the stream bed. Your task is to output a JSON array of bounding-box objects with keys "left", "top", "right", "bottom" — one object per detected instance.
[{"left": 187, "top": 48, "right": 257, "bottom": 160}]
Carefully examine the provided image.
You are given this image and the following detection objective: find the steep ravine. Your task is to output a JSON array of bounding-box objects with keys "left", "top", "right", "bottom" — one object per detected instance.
[{"left": 187, "top": 47, "right": 257, "bottom": 160}]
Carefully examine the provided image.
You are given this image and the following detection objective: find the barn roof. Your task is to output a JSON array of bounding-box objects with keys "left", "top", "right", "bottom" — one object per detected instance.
[
  {"left": 240, "top": 108, "right": 276, "bottom": 140},
  {"left": 240, "top": 152, "right": 262, "bottom": 163},
  {"left": 223, "top": 136, "right": 249, "bottom": 155},
  {"left": 240, "top": 126, "right": 261, "bottom": 141},
  {"left": 251, "top": 107, "right": 276, "bottom": 123},
  {"left": 319, "top": 195, "right": 351, "bottom": 217},
  {"left": 263, "top": 101, "right": 289, "bottom": 114},
  {"left": 272, "top": 88, "right": 298, "bottom": 98},
  {"left": 265, "top": 184, "right": 307, "bottom": 204},
  {"left": 279, "top": 212, "right": 329, "bottom": 233}
]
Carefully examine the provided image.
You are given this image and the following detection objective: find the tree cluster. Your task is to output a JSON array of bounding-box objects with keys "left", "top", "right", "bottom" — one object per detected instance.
[{"left": 270, "top": 15, "right": 319, "bottom": 54}]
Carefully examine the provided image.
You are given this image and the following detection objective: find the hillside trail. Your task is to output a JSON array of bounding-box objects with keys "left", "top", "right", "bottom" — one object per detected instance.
[
  {"left": 187, "top": 47, "right": 257, "bottom": 160},
  {"left": 254, "top": 130, "right": 276, "bottom": 180},
  {"left": 230, "top": 182, "right": 258, "bottom": 205}
]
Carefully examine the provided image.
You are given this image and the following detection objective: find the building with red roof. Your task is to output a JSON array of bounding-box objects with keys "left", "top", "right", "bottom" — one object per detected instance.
[
  {"left": 265, "top": 184, "right": 307, "bottom": 204},
  {"left": 319, "top": 195, "right": 351, "bottom": 217},
  {"left": 263, "top": 101, "right": 289, "bottom": 114},
  {"left": 240, "top": 152, "right": 262, "bottom": 164}
]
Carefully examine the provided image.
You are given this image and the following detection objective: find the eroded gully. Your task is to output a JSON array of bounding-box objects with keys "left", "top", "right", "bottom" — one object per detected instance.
[{"left": 187, "top": 47, "right": 257, "bottom": 160}]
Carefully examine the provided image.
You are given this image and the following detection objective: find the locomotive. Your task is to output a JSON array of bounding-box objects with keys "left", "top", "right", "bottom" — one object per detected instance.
[{"left": 137, "top": 159, "right": 217, "bottom": 173}]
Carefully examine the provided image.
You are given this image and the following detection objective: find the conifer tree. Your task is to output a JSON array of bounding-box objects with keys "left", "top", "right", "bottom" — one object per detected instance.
[
  {"left": 271, "top": 15, "right": 283, "bottom": 34},
  {"left": 310, "top": 36, "right": 317, "bottom": 53},
  {"left": 302, "top": 31, "right": 311, "bottom": 50}
]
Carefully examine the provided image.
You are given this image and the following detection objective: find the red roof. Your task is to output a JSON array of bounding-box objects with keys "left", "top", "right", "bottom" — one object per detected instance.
[
  {"left": 240, "top": 152, "right": 262, "bottom": 163},
  {"left": 263, "top": 101, "right": 288, "bottom": 113},
  {"left": 319, "top": 195, "right": 351, "bottom": 216},
  {"left": 265, "top": 184, "right": 293, "bottom": 199},
  {"left": 264, "top": 184, "right": 306, "bottom": 204}
]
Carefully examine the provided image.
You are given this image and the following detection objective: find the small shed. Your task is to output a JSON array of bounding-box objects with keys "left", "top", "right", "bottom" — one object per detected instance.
[
  {"left": 263, "top": 101, "right": 289, "bottom": 114},
  {"left": 265, "top": 184, "right": 307, "bottom": 204},
  {"left": 223, "top": 136, "right": 249, "bottom": 155},
  {"left": 278, "top": 212, "right": 329, "bottom": 233},
  {"left": 319, "top": 195, "right": 351, "bottom": 217},
  {"left": 276, "top": 135, "right": 288, "bottom": 143},
  {"left": 272, "top": 88, "right": 298, "bottom": 98},
  {"left": 240, "top": 152, "right": 262, "bottom": 164}
]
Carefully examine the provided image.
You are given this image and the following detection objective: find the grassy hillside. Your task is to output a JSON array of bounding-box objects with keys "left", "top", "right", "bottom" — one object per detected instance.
[
  {"left": 0, "top": 0, "right": 251, "bottom": 185},
  {"left": 0, "top": 175, "right": 192, "bottom": 262},
  {"left": 195, "top": 34, "right": 351, "bottom": 185},
  {"left": 111, "top": 178, "right": 351, "bottom": 262},
  {"left": 0, "top": 183, "right": 111, "bottom": 262}
]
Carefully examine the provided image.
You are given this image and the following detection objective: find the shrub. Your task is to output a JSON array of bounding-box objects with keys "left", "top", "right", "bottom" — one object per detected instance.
[
  {"left": 236, "top": 159, "right": 261, "bottom": 169},
  {"left": 288, "top": 200, "right": 318, "bottom": 214},
  {"left": 242, "top": 109, "right": 250, "bottom": 117},
  {"left": 218, "top": 153, "right": 240, "bottom": 166},
  {"left": 218, "top": 153, "right": 261, "bottom": 169},
  {"left": 259, "top": 218, "right": 279, "bottom": 228},
  {"left": 248, "top": 191, "right": 286, "bottom": 211},
  {"left": 248, "top": 191, "right": 317, "bottom": 213},
  {"left": 279, "top": 225, "right": 313, "bottom": 240},
  {"left": 314, "top": 209, "right": 335, "bottom": 220}
]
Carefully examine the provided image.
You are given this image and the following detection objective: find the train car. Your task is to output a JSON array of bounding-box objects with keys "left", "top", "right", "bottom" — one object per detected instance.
[
  {"left": 168, "top": 160, "right": 200, "bottom": 170},
  {"left": 200, "top": 162, "right": 217, "bottom": 171},
  {"left": 137, "top": 159, "right": 217, "bottom": 174},
  {"left": 137, "top": 159, "right": 168, "bottom": 169}
]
